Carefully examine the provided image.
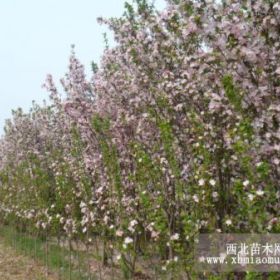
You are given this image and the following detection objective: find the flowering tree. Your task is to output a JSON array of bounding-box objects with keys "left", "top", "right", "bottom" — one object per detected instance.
[{"left": 0, "top": 0, "right": 280, "bottom": 278}]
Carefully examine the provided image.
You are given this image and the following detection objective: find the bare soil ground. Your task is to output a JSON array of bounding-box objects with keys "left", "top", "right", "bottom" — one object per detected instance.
[{"left": 0, "top": 237, "right": 58, "bottom": 280}]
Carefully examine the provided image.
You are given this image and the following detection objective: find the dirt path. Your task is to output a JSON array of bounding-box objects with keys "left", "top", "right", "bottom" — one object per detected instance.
[{"left": 0, "top": 238, "right": 58, "bottom": 280}]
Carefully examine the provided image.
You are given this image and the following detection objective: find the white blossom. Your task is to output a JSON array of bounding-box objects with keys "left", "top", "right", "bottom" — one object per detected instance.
[
  {"left": 212, "top": 192, "right": 219, "bottom": 198},
  {"left": 209, "top": 179, "right": 216, "bottom": 186},
  {"left": 192, "top": 194, "right": 199, "bottom": 203},
  {"left": 198, "top": 179, "right": 205, "bottom": 186},
  {"left": 256, "top": 190, "right": 264, "bottom": 196},
  {"left": 243, "top": 180, "right": 250, "bottom": 187},
  {"left": 248, "top": 194, "right": 254, "bottom": 201},
  {"left": 225, "top": 219, "right": 232, "bottom": 226},
  {"left": 170, "top": 233, "right": 180, "bottom": 241},
  {"left": 124, "top": 236, "right": 133, "bottom": 244},
  {"left": 116, "top": 229, "right": 124, "bottom": 237}
]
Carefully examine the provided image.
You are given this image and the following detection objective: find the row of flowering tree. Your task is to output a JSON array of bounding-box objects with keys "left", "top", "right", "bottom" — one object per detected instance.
[{"left": 0, "top": 0, "right": 280, "bottom": 278}]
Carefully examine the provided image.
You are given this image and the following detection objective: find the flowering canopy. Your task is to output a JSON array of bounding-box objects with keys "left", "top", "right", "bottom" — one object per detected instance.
[{"left": 0, "top": 0, "right": 280, "bottom": 277}]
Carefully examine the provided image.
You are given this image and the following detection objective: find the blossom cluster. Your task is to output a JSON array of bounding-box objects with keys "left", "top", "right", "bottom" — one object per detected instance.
[{"left": 0, "top": 0, "right": 279, "bottom": 277}]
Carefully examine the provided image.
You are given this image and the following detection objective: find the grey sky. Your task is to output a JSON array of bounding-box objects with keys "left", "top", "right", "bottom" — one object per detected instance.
[{"left": 0, "top": 0, "right": 165, "bottom": 134}]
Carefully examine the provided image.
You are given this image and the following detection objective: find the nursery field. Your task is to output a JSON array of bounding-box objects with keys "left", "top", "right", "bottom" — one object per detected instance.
[
  {"left": 1, "top": 0, "right": 280, "bottom": 279},
  {"left": 0, "top": 237, "right": 57, "bottom": 280}
]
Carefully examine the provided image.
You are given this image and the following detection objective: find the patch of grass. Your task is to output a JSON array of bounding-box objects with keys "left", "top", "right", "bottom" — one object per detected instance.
[{"left": 0, "top": 225, "right": 94, "bottom": 280}]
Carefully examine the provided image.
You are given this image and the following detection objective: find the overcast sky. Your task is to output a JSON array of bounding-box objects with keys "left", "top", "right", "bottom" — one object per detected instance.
[{"left": 0, "top": 0, "right": 165, "bottom": 134}]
